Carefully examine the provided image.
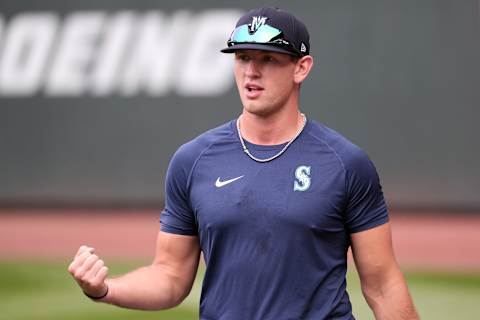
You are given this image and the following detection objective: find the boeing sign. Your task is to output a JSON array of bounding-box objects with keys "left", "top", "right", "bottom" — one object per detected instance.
[{"left": 0, "top": 9, "right": 243, "bottom": 97}]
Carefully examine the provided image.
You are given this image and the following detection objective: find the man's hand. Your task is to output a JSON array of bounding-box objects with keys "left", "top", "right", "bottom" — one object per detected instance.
[
  {"left": 66, "top": 232, "right": 200, "bottom": 310},
  {"left": 68, "top": 245, "right": 109, "bottom": 299}
]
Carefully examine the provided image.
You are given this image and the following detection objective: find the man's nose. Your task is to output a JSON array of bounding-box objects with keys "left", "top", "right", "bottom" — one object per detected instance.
[{"left": 245, "top": 60, "right": 260, "bottom": 78}]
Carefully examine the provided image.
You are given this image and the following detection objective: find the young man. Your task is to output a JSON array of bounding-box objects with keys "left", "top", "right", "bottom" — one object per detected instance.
[{"left": 69, "top": 7, "right": 418, "bottom": 319}]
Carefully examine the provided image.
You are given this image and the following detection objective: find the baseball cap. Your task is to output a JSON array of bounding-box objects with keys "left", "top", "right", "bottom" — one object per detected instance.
[{"left": 221, "top": 7, "right": 310, "bottom": 57}]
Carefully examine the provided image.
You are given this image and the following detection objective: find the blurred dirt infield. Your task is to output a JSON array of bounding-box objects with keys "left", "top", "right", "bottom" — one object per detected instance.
[{"left": 1, "top": 209, "right": 479, "bottom": 271}]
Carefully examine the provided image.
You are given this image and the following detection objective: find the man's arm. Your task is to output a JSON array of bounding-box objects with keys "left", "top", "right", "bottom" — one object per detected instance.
[
  {"left": 68, "top": 231, "right": 200, "bottom": 310},
  {"left": 350, "top": 222, "right": 419, "bottom": 320}
]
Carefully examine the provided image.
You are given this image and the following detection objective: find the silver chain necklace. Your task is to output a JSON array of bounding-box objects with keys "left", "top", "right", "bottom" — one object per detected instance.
[{"left": 236, "top": 113, "right": 307, "bottom": 163}]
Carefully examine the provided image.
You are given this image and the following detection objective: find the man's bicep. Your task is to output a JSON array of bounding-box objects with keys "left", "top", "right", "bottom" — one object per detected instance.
[
  {"left": 153, "top": 231, "right": 200, "bottom": 295},
  {"left": 351, "top": 221, "right": 418, "bottom": 318},
  {"left": 350, "top": 222, "right": 399, "bottom": 281}
]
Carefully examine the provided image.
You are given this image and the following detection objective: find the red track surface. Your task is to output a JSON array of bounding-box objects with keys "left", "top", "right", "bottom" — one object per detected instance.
[{"left": 1, "top": 209, "right": 479, "bottom": 271}]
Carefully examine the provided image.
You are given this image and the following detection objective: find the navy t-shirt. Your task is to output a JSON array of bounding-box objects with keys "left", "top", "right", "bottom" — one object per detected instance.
[{"left": 160, "top": 119, "right": 389, "bottom": 320}]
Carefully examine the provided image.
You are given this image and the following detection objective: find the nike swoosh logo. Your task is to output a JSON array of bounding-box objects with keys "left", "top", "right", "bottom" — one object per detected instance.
[{"left": 215, "top": 175, "right": 244, "bottom": 188}]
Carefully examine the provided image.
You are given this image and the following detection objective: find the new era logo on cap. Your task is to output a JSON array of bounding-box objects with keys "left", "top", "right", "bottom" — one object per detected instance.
[{"left": 300, "top": 43, "right": 307, "bottom": 53}]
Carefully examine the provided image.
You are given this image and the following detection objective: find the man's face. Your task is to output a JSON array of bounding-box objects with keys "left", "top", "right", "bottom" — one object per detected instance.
[{"left": 233, "top": 50, "right": 299, "bottom": 117}]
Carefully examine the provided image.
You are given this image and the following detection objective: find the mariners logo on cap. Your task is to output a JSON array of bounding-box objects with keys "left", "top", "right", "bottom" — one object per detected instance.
[{"left": 248, "top": 16, "right": 267, "bottom": 34}]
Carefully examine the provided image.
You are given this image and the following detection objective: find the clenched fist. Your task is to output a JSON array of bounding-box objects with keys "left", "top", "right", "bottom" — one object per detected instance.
[{"left": 68, "top": 245, "right": 109, "bottom": 300}]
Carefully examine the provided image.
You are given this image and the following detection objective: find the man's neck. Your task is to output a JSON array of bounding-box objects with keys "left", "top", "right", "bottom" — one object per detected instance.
[{"left": 239, "top": 108, "right": 304, "bottom": 145}]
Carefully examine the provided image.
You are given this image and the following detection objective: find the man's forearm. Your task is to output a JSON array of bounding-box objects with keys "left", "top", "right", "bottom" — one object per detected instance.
[
  {"left": 100, "top": 264, "right": 188, "bottom": 310},
  {"left": 363, "top": 271, "right": 419, "bottom": 320}
]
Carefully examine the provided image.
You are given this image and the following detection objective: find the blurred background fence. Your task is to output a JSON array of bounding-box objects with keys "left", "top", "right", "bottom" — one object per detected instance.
[{"left": 1, "top": 0, "right": 478, "bottom": 210}]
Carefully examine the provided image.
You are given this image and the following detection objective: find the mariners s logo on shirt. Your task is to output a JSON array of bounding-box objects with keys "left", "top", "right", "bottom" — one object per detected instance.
[{"left": 294, "top": 165, "right": 311, "bottom": 191}]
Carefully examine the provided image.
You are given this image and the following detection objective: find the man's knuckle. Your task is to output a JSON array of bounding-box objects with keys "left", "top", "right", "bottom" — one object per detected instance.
[
  {"left": 68, "top": 265, "right": 75, "bottom": 274},
  {"left": 80, "top": 274, "right": 91, "bottom": 282}
]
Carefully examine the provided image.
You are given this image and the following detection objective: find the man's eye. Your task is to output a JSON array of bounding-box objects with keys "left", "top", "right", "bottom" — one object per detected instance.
[
  {"left": 237, "top": 55, "right": 250, "bottom": 62},
  {"left": 263, "top": 56, "right": 274, "bottom": 62}
]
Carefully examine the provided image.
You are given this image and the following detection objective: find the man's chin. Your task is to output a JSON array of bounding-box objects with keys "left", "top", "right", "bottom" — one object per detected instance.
[{"left": 243, "top": 106, "right": 278, "bottom": 118}]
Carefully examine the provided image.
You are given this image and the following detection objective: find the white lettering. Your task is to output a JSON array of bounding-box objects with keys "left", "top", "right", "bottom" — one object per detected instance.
[
  {"left": 46, "top": 12, "right": 105, "bottom": 96},
  {"left": 0, "top": 9, "right": 242, "bottom": 97},
  {"left": 250, "top": 16, "right": 267, "bottom": 32},
  {"left": 294, "top": 165, "right": 311, "bottom": 192},
  {"left": 118, "top": 11, "right": 190, "bottom": 96},
  {"left": 176, "top": 10, "right": 241, "bottom": 96},
  {"left": 0, "top": 12, "right": 58, "bottom": 96},
  {"left": 89, "top": 11, "right": 135, "bottom": 96}
]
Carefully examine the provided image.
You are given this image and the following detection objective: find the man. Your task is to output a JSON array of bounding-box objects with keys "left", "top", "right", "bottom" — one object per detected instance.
[{"left": 69, "top": 7, "right": 418, "bottom": 319}]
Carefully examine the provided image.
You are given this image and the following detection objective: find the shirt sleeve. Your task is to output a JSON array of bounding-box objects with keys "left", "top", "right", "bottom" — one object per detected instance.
[
  {"left": 344, "top": 149, "right": 389, "bottom": 233},
  {"left": 160, "top": 147, "right": 198, "bottom": 236}
]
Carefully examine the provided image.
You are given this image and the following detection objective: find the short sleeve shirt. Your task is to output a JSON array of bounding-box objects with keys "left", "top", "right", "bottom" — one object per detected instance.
[{"left": 160, "top": 119, "right": 389, "bottom": 320}]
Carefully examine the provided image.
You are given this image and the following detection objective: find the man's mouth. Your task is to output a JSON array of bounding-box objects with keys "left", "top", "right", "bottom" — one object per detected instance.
[{"left": 245, "top": 84, "right": 264, "bottom": 92}]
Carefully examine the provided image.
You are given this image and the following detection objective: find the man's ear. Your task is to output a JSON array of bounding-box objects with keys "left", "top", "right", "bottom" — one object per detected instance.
[{"left": 293, "top": 55, "right": 314, "bottom": 84}]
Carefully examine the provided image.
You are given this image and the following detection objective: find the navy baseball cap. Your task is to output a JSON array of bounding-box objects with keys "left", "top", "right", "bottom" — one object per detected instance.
[{"left": 221, "top": 7, "right": 310, "bottom": 57}]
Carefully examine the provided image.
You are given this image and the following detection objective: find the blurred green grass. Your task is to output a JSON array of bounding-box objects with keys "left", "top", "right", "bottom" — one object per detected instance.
[{"left": 1, "top": 260, "right": 479, "bottom": 319}]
